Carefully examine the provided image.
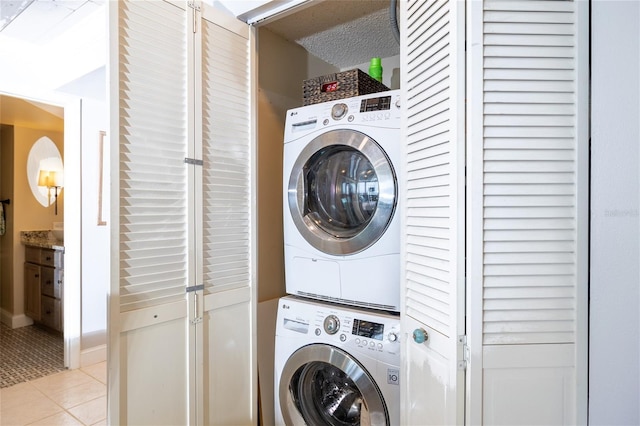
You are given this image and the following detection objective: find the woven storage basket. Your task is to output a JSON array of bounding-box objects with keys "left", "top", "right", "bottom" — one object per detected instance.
[{"left": 303, "top": 69, "right": 390, "bottom": 106}]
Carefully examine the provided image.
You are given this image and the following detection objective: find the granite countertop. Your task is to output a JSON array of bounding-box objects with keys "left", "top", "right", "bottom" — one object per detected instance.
[{"left": 21, "top": 231, "right": 65, "bottom": 251}]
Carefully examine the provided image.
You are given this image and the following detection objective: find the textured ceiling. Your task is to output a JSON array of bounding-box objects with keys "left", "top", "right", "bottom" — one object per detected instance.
[{"left": 263, "top": 0, "right": 400, "bottom": 69}]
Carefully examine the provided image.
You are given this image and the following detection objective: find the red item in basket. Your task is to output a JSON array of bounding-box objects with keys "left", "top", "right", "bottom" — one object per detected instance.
[{"left": 321, "top": 81, "right": 338, "bottom": 92}]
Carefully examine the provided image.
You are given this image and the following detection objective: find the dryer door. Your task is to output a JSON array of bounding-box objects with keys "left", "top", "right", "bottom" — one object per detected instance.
[
  {"left": 279, "top": 344, "right": 389, "bottom": 426},
  {"left": 288, "top": 129, "right": 397, "bottom": 256}
]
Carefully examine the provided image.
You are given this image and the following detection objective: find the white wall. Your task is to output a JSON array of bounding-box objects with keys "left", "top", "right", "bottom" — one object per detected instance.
[
  {"left": 56, "top": 69, "right": 108, "bottom": 362},
  {"left": 80, "top": 96, "right": 109, "bottom": 350},
  {"left": 590, "top": 1, "right": 640, "bottom": 424}
]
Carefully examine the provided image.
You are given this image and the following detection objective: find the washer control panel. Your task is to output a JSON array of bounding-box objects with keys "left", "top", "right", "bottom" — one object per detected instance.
[
  {"left": 277, "top": 296, "right": 401, "bottom": 365},
  {"left": 313, "top": 306, "right": 400, "bottom": 364}
]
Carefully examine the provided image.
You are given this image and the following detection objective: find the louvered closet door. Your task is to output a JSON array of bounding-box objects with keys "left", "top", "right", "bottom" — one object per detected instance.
[
  {"left": 400, "top": 1, "right": 466, "bottom": 424},
  {"left": 198, "top": 5, "right": 256, "bottom": 425},
  {"left": 467, "top": 1, "right": 589, "bottom": 424},
  {"left": 108, "top": 0, "right": 191, "bottom": 424}
]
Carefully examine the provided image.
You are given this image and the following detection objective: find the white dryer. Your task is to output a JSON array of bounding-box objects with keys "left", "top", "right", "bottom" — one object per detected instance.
[
  {"left": 283, "top": 90, "right": 401, "bottom": 311},
  {"left": 274, "top": 296, "right": 400, "bottom": 426}
]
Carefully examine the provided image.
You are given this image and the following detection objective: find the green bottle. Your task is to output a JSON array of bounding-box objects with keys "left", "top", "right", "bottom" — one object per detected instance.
[{"left": 369, "top": 57, "right": 383, "bottom": 83}]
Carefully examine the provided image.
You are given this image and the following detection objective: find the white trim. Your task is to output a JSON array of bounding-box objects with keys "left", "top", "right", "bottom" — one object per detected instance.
[
  {"left": 0, "top": 90, "right": 82, "bottom": 371},
  {"left": 574, "top": 1, "right": 590, "bottom": 423},
  {"left": 450, "top": 3, "right": 467, "bottom": 423},
  {"left": 80, "top": 344, "right": 107, "bottom": 368},
  {"left": 249, "top": 22, "right": 259, "bottom": 425},
  {"left": 63, "top": 98, "right": 82, "bottom": 370},
  {"left": 465, "top": 1, "right": 485, "bottom": 424},
  {"left": 238, "top": 0, "right": 312, "bottom": 26},
  {"left": 106, "top": 0, "right": 121, "bottom": 422}
]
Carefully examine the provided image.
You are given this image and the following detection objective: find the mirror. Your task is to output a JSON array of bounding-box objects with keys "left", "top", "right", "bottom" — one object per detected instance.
[{"left": 27, "top": 136, "right": 63, "bottom": 207}]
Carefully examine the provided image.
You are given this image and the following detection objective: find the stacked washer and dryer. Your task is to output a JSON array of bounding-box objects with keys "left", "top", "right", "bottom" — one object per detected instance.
[{"left": 275, "top": 90, "right": 402, "bottom": 426}]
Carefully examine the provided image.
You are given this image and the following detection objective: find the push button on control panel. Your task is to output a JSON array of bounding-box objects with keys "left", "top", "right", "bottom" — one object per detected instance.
[{"left": 387, "top": 368, "right": 400, "bottom": 385}]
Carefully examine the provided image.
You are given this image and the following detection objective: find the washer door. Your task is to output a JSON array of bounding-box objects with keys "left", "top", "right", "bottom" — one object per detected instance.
[
  {"left": 288, "top": 129, "right": 397, "bottom": 256},
  {"left": 279, "top": 344, "right": 389, "bottom": 426}
]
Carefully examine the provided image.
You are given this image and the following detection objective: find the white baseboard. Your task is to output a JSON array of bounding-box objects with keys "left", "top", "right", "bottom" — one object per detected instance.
[
  {"left": 1, "top": 310, "right": 34, "bottom": 328},
  {"left": 80, "top": 344, "right": 107, "bottom": 368}
]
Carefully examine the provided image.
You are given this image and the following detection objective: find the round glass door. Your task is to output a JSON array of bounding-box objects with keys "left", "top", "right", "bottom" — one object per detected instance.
[
  {"left": 279, "top": 344, "right": 389, "bottom": 426},
  {"left": 288, "top": 129, "right": 396, "bottom": 255}
]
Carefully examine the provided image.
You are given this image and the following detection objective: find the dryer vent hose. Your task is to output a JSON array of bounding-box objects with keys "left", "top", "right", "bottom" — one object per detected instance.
[{"left": 390, "top": 0, "right": 400, "bottom": 45}]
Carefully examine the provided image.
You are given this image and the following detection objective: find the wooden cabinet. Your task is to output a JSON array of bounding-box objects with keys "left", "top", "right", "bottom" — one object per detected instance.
[{"left": 24, "top": 245, "right": 64, "bottom": 332}]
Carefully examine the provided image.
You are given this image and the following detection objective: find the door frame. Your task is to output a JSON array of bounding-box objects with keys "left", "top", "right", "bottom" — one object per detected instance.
[{"left": 0, "top": 88, "right": 82, "bottom": 369}]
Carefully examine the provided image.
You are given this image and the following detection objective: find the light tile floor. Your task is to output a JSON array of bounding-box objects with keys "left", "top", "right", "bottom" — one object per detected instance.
[{"left": 0, "top": 362, "right": 106, "bottom": 426}]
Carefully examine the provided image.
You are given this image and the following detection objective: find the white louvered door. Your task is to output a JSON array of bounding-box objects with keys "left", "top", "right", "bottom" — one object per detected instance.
[
  {"left": 108, "top": 1, "right": 190, "bottom": 424},
  {"left": 109, "top": 1, "right": 255, "bottom": 424},
  {"left": 402, "top": 0, "right": 588, "bottom": 423},
  {"left": 466, "top": 0, "right": 589, "bottom": 424},
  {"left": 198, "top": 6, "right": 256, "bottom": 425},
  {"left": 400, "top": 1, "right": 466, "bottom": 424}
]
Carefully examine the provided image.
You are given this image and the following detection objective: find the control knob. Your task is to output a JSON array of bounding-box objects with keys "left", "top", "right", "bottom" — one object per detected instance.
[
  {"left": 323, "top": 315, "right": 340, "bottom": 335},
  {"left": 331, "top": 103, "right": 348, "bottom": 120}
]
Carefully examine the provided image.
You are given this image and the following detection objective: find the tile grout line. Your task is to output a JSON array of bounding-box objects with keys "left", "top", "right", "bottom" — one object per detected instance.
[
  {"left": 2, "top": 365, "right": 107, "bottom": 426},
  {"left": 38, "top": 370, "right": 107, "bottom": 426}
]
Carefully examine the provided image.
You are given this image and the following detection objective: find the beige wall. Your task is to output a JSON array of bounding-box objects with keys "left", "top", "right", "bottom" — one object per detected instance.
[
  {"left": 1, "top": 125, "right": 15, "bottom": 313},
  {"left": 11, "top": 126, "right": 65, "bottom": 318},
  {"left": 256, "top": 28, "right": 338, "bottom": 303},
  {"left": 0, "top": 96, "right": 64, "bottom": 324}
]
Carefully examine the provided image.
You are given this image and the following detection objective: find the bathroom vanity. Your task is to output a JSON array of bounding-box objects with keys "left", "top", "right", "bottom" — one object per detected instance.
[{"left": 22, "top": 231, "right": 64, "bottom": 333}]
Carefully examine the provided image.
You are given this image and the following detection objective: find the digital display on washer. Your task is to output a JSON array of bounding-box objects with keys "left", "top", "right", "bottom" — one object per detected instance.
[
  {"left": 352, "top": 319, "right": 384, "bottom": 341},
  {"left": 360, "top": 95, "right": 391, "bottom": 112}
]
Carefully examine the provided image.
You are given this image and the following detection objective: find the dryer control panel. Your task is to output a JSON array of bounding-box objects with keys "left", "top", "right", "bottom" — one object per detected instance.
[{"left": 284, "top": 90, "right": 401, "bottom": 142}]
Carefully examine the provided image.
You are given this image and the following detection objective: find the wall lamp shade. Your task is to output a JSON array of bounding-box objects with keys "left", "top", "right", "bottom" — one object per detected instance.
[
  {"left": 38, "top": 169, "right": 64, "bottom": 215},
  {"left": 38, "top": 170, "right": 64, "bottom": 188}
]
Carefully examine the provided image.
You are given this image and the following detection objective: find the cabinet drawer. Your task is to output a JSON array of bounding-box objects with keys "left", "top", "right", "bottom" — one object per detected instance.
[
  {"left": 25, "top": 246, "right": 64, "bottom": 268},
  {"left": 40, "top": 249, "right": 62, "bottom": 268},
  {"left": 41, "top": 296, "right": 62, "bottom": 331},
  {"left": 41, "top": 267, "right": 63, "bottom": 298},
  {"left": 25, "top": 246, "right": 41, "bottom": 263}
]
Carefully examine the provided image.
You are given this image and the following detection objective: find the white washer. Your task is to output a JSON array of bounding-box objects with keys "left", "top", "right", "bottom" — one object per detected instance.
[
  {"left": 274, "top": 296, "right": 400, "bottom": 426},
  {"left": 283, "top": 90, "right": 401, "bottom": 311}
]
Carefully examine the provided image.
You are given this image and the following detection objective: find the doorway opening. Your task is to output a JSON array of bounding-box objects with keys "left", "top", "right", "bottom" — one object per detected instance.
[{"left": 0, "top": 95, "right": 67, "bottom": 386}]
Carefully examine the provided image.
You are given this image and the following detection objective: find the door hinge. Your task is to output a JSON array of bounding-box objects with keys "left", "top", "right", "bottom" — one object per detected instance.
[
  {"left": 188, "top": 1, "right": 201, "bottom": 33},
  {"left": 185, "top": 284, "right": 204, "bottom": 293},
  {"left": 184, "top": 157, "right": 203, "bottom": 166},
  {"left": 457, "top": 335, "right": 469, "bottom": 370}
]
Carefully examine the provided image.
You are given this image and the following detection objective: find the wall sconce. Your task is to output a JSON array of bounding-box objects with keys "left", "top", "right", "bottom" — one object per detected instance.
[{"left": 38, "top": 170, "right": 64, "bottom": 215}]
